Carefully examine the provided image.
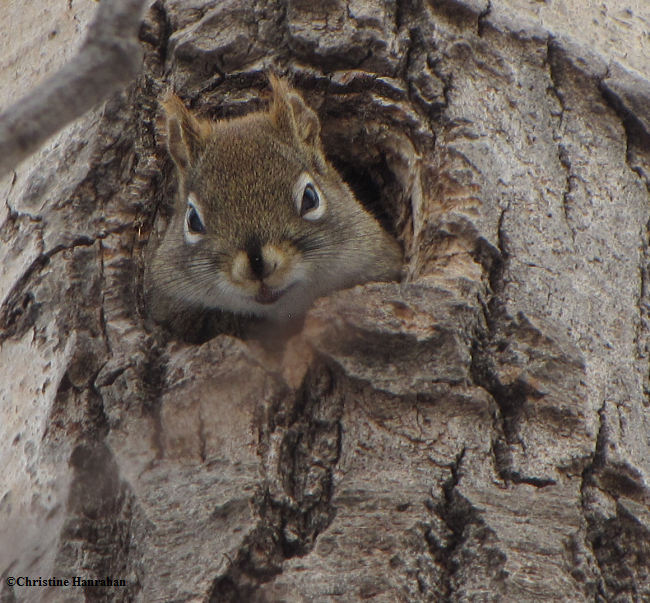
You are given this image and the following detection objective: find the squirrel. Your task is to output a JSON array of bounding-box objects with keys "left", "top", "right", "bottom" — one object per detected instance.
[{"left": 145, "top": 75, "right": 402, "bottom": 324}]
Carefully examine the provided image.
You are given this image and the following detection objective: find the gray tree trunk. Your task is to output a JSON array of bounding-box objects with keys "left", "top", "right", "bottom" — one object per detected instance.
[{"left": 1, "top": 1, "right": 649, "bottom": 601}]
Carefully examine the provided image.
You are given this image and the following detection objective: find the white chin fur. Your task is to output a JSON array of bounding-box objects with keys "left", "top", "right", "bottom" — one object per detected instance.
[{"left": 194, "top": 278, "right": 315, "bottom": 320}]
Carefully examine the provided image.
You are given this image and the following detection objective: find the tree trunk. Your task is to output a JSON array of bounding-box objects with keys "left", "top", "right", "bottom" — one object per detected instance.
[{"left": 1, "top": 1, "right": 649, "bottom": 601}]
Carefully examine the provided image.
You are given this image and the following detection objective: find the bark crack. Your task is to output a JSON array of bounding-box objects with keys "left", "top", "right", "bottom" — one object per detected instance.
[
  {"left": 424, "top": 447, "right": 466, "bottom": 600},
  {"left": 546, "top": 37, "right": 578, "bottom": 246},
  {"left": 470, "top": 206, "right": 560, "bottom": 488},
  {"left": 579, "top": 400, "right": 650, "bottom": 600},
  {"left": 598, "top": 73, "right": 650, "bottom": 195},
  {"left": 98, "top": 238, "right": 112, "bottom": 356},
  {"left": 209, "top": 364, "right": 343, "bottom": 601},
  {"left": 581, "top": 494, "right": 650, "bottom": 598},
  {"left": 557, "top": 143, "right": 577, "bottom": 244},
  {"left": 477, "top": 0, "right": 492, "bottom": 37},
  {"left": 0, "top": 224, "right": 131, "bottom": 343},
  {"left": 139, "top": 0, "right": 173, "bottom": 76},
  {"left": 424, "top": 447, "right": 507, "bottom": 597},
  {"left": 638, "top": 219, "right": 650, "bottom": 384},
  {"left": 493, "top": 206, "right": 508, "bottom": 296},
  {"left": 0, "top": 235, "right": 92, "bottom": 342},
  {"left": 597, "top": 73, "right": 650, "bottom": 400}
]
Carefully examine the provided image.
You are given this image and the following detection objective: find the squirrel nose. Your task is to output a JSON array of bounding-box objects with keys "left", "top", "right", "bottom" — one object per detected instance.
[
  {"left": 245, "top": 238, "right": 275, "bottom": 280},
  {"left": 248, "top": 251, "right": 267, "bottom": 279}
]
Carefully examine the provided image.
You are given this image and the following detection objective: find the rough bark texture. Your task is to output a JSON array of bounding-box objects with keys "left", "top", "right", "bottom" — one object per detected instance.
[{"left": 1, "top": 1, "right": 649, "bottom": 602}]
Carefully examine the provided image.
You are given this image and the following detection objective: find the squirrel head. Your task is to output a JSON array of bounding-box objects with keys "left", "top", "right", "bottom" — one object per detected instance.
[{"left": 148, "top": 76, "right": 401, "bottom": 321}]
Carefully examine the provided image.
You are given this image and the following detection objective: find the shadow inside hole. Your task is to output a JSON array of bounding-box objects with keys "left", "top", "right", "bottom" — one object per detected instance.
[{"left": 329, "top": 155, "right": 402, "bottom": 240}]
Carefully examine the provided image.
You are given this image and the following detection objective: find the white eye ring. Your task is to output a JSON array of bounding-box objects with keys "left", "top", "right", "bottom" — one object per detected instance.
[
  {"left": 293, "top": 172, "right": 326, "bottom": 221},
  {"left": 184, "top": 193, "right": 206, "bottom": 244}
]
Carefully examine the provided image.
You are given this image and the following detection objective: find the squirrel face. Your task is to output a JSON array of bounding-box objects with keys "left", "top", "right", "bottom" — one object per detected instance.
[{"left": 147, "top": 76, "right": 401, "bottom": 322}]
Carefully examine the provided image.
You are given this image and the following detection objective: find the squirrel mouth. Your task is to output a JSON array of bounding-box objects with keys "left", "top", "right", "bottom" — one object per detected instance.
[{"left": 255, "top": 283, "right": 288, "bottom": 305}]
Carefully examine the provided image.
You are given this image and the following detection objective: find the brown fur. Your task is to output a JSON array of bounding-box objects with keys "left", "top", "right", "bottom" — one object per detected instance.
[{"left": 146, "top": 77, "right": 402, "bottom": 322}]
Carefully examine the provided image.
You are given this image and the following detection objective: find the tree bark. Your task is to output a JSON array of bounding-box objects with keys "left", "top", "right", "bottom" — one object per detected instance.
[
  {"left": 0, "top": 0, "right": 148, "bottom": 178},
  {"left": 1, "top": 1, "right": 649, "bottom": 602}
]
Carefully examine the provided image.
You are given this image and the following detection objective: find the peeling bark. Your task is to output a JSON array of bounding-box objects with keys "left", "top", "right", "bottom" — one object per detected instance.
[{"left": 1, "top": 1, "right": 649, "bottom": 602}]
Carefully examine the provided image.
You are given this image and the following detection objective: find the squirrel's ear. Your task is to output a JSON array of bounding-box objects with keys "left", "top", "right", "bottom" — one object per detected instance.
[
  {"left": 269, "top": 75, "right": 321, "bottom": 151},
  {"left": 160, "top": 93, "right": 211, "bottom": 172}
]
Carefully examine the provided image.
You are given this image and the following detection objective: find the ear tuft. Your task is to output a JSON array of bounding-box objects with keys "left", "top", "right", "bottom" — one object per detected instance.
[
  {"left": 160, "top": 93, "right": 211, "bottom": 173},
  {"left": 269, "top": 75, "right": 321, "bottom": 151}
]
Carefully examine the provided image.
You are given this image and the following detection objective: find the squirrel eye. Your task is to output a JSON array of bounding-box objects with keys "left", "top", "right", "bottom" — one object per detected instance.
[
  {"left": 301, "top": 185, "right": 319, "bottom": 216},
  {"left": 184, "top": 196, "right": 206, "bottom": 243},
  {"left": 186, "top": 203, "right": 205, "bottom": 234},
  {"left": 294, "top": 173, "right": 326, "bottom": 221}
]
